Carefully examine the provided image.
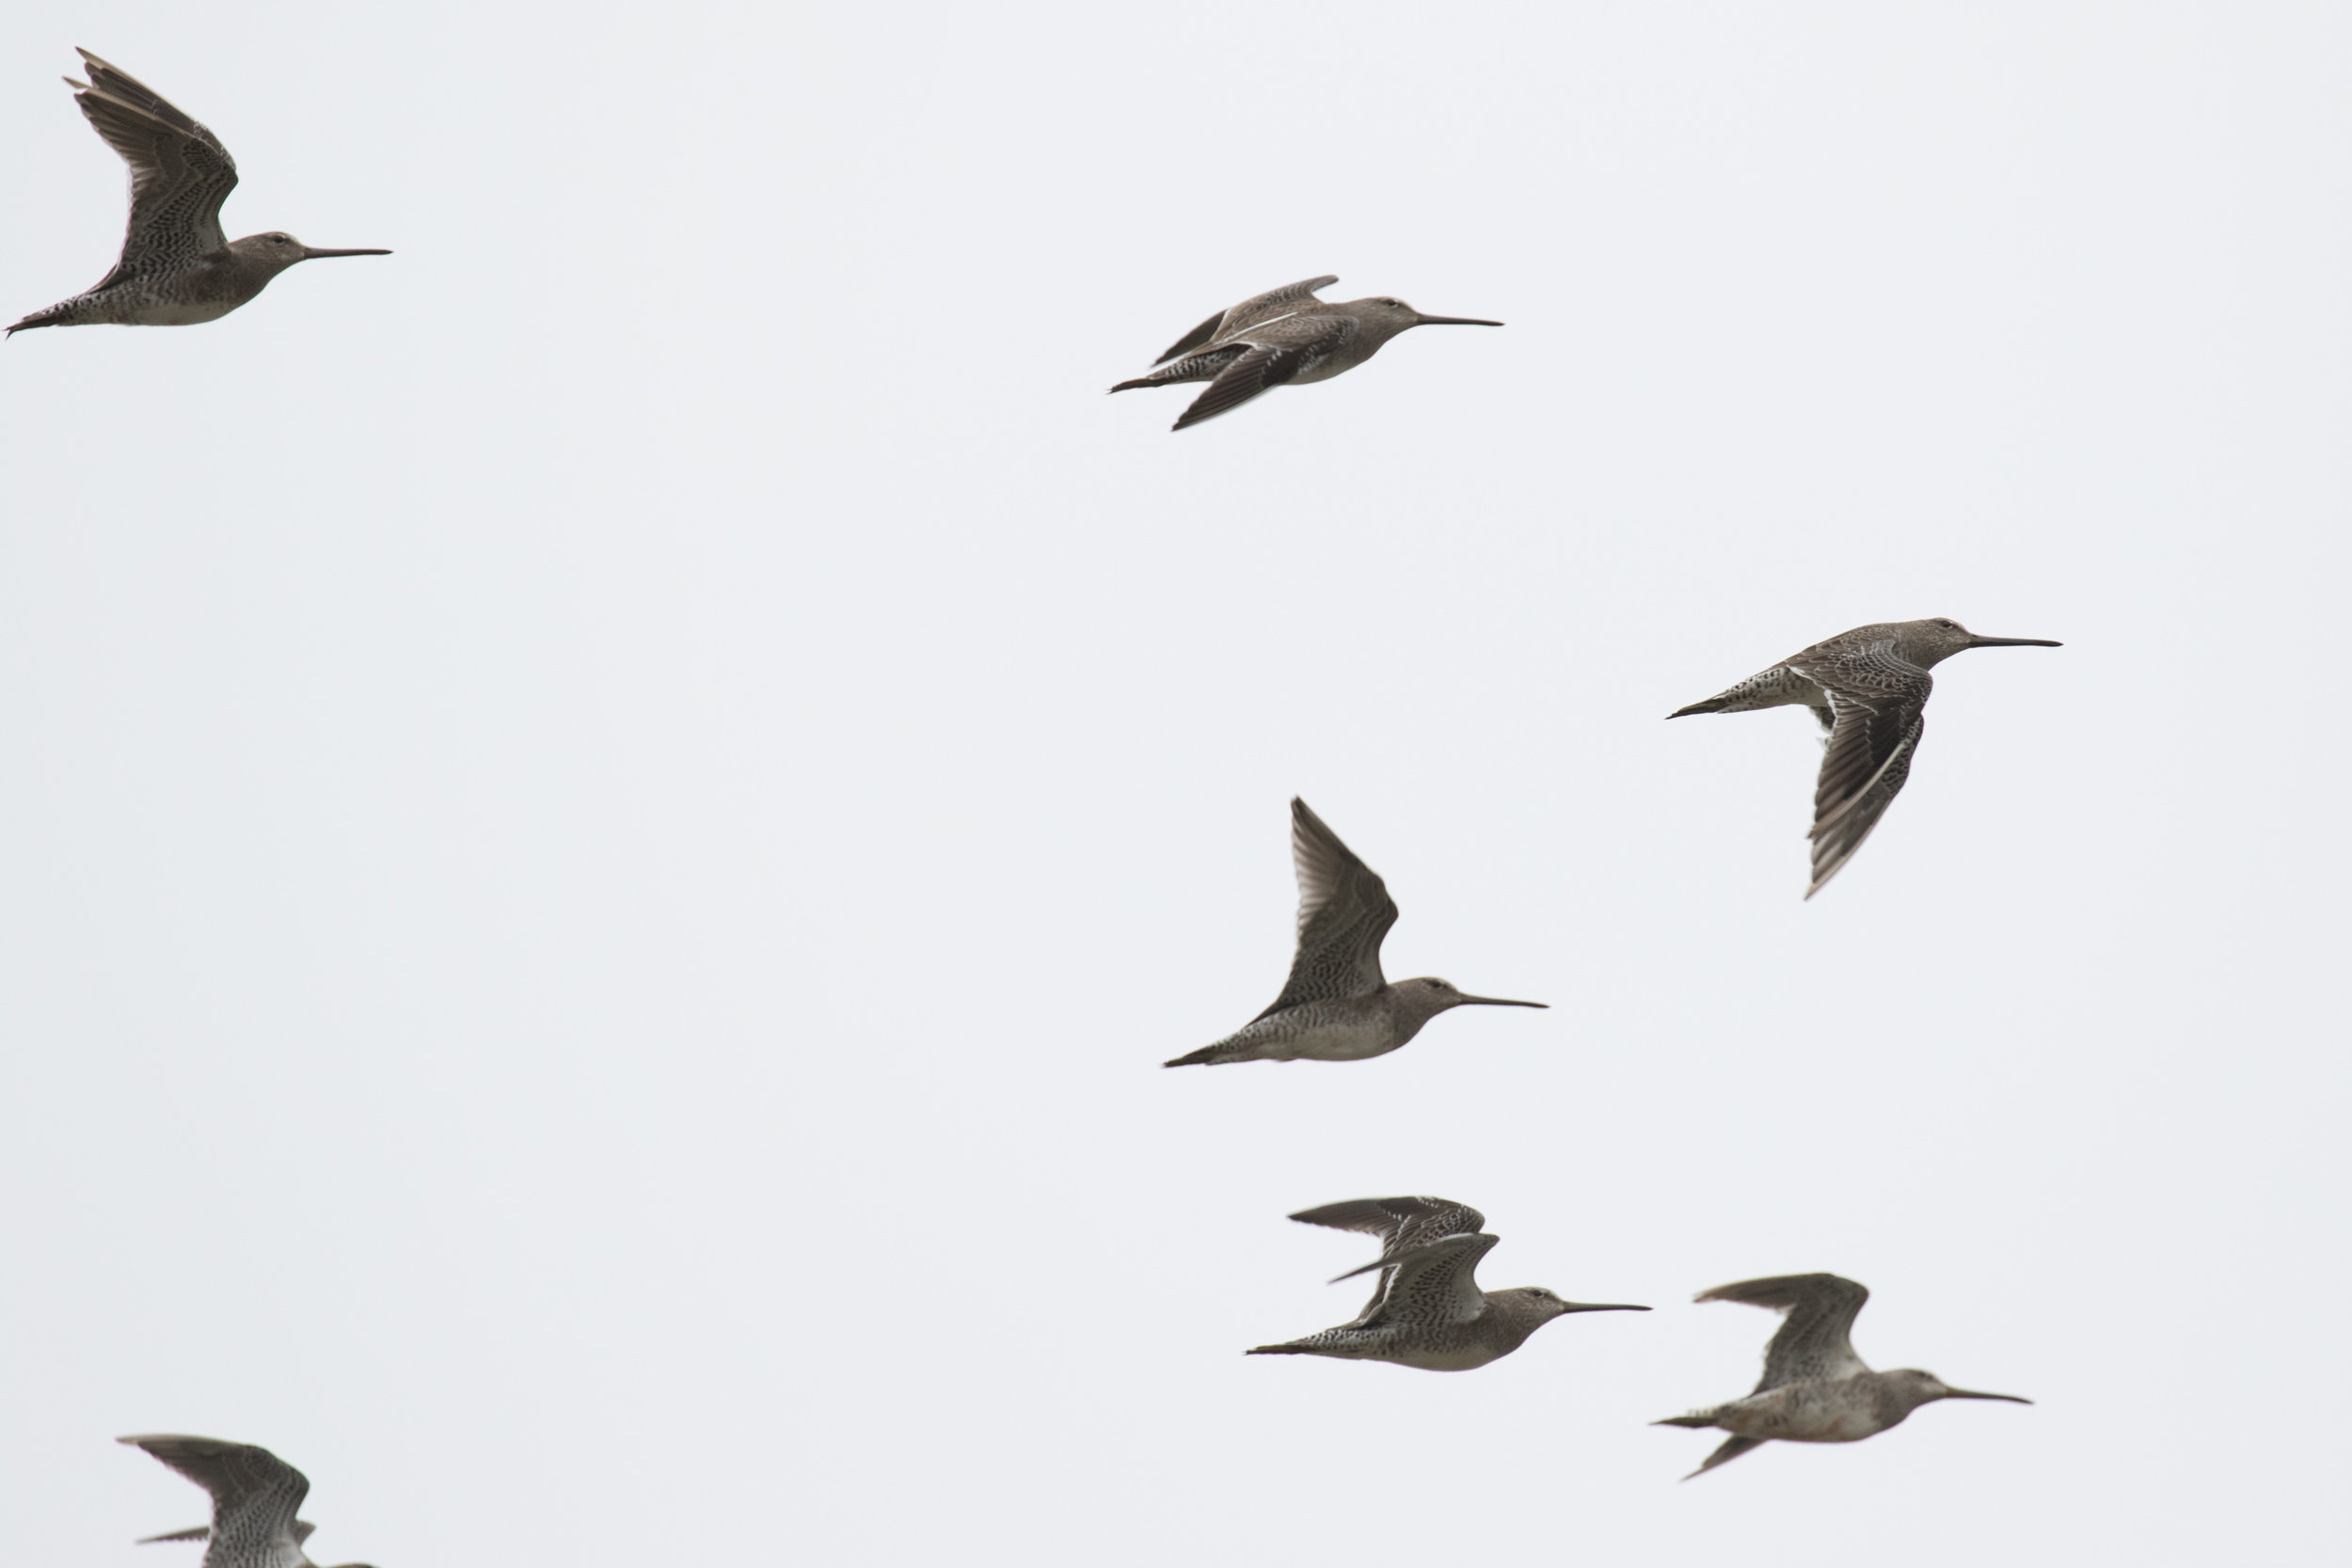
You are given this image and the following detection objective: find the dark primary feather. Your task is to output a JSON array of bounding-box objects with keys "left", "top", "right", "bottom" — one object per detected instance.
[
  {"left": 69, "top": 52, "right": 240, "bottom": 285},
  {"left": 1257, "top": 798, "right": 1398, "bottom": 1018},
  {"left": 1696, "top": 1273, "right": 1871, "bottom": 1391}
]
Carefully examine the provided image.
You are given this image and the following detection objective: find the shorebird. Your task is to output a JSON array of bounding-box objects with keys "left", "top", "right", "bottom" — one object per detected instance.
[
  {"left": 1654, "top": 1274, "right": 2029, "bottom": 1478},
  {"left": 1109, "top": 276, "right": 1501, "bottom": 430},
  {"left": 1248, "top": 1196, "right": 1647, "bottom": 1370},
  {"left": 1164, "top": 798, "right": 1544, "bottom": 1067},
  {"left": 1668, "top": 618, "right": 2060, "bottom": 897},
  {"left": 9, "top": 51, "right": 389, "bottom": 335},
  {"left": 119, "top": 1434, "right": 376, "bottom": 1568}
]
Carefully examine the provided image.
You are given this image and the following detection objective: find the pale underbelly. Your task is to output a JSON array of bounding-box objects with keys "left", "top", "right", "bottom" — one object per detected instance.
[
  {"left": 1718, "top": 1398, "right": 1881, "bottom": 1443},
  {"left": 135, "top": 299, "right": 240, "bottom": 325},
  {"left": 1266, "top": 1021, "right": 1398, "bottom": 1061}
]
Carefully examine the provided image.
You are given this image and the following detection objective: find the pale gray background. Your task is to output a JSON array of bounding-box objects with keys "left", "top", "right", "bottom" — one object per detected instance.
[{"left": 2, "top": 1, "right": 2344, "bottom": 1562}]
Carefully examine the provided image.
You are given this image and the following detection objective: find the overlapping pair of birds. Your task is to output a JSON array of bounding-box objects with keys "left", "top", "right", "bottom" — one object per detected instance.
[{"left": 27, "top": 46, "right": 2042, "bottom": 1558}]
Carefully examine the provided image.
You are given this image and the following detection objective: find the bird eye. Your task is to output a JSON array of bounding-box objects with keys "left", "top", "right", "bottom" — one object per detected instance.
[{"left": 1936, "top": 618, "right": 1958, "bottom": 628}]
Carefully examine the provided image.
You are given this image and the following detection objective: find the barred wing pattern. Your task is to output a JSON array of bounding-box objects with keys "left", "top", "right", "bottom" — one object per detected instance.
[
  {"left": 1791, "top": 640, "right": 1934, "bottom": 898},
  {"left": 69, "top": 51, "right": 241, "bottom": 288},
  {"left": 1256, "top": 798, "right": 1397, "bottom": 1018},
  {"left": 1695, "top": 1273, "right": 1872, "bottom": 1391},
  {"left": 1289, "top": 1196, "right": 1486, "bottom": 1321},
  {"left": 119, "top": 1434, "right": 311, "bottom": 1568}
]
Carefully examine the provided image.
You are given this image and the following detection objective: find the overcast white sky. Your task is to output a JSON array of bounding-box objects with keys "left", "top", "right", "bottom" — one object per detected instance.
[{"left": 2, "top": 2, "right": 2346, "bottom": 1563}]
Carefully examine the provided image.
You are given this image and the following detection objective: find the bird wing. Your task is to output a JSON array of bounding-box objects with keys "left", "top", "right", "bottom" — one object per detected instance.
[
  {"left": 1790, "top": 640, "right": 1932, "bottom": 897},
  {"left": 1287, "top": 1196, "right": 1486, "bottom": 1320},
  {"left": 1696, "top": 1274, "right": 1871, "bottom": 1391},
  {"left": 1686, "top": 1436, "right": 1766, "bottom": 1479},
  {"left": 1153, "top": 275, "right": 1339, "bottom": 362},
  {"left": 1169, "top": 314, "right": 1356, "bottom": 431},
  {"left": 119, "top": 1436, "right": 310, "bottom": 1560},
  {"left": 69, "top": 52, "right": 240, "bottom": 286},
  {"left": 1350, "top": 1232, "right": 1499, "bottom": 1328},
  {"left": 1255, "top": 797, "right": 1398, "bottom": 1018},
  {"left": 136, "top": 1521, "right": 317, "bottom": 1546},
  {"left": 1213, "top": 275, "right": 1341, "bottom": 339}
]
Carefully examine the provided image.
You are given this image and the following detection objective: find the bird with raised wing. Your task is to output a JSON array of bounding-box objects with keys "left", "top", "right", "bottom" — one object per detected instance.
[
  {"left": 9, "top": 51, "right": 389, "bottom": 335},
  {"left": 1654, "top": 1274, "right": 2029, "bottom": 1478},
  {"left": 1109, "top": 276, "right": 1500, "bottom": 430},
  {"left": 119, "top": 1434, "right": 376, "bottom": 1568},
  {"left": 1165, "top": 799, "right": 1544, "bottom": 1067},
  {"left": 1248, "top": 1196, "right": 1647, "bottom": 1370},
  {"left": 1668, "top": 618, "right": 2060, "bottom": 896}
]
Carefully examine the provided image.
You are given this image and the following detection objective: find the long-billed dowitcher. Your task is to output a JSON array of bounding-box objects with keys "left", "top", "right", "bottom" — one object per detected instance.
[
  {"left": 1165, "top": 799, "right": 1543, "bottom": 1067},
  {"left": 9, "top": 51, "right": 389, "bottom": 335},
  {"left": 1248, "top": 1196, "right": 1647, "bottom": 1370},
  {"left": 1654, "top": 1274, "right": 2029, "bottom": 1477},
  {"left": 1109, "top": 276, "right": 1500, "bottom": 430},
  {"left": 1669, "top": 619, "right": 2060, "bottom": 896}
]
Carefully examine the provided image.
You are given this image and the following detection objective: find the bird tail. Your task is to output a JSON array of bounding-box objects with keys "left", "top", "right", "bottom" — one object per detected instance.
[
  {"left": 1245, "top": 1342, "right": 1315, "bottom": 1356},
  {"left": 1163, "top": 1040, "right": 1248, "bottom": 1068},
  {"left": 1650, "top": 1413, "right": 1716, "bottom": 1429},
  {"left": 1666, "top": 696, "right": 1728, "bottom": 719}
]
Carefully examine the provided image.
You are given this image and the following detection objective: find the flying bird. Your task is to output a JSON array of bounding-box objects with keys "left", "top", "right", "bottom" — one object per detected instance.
[
  {"left": 9, "top": 51, "right": 389, "bottom": 335},
  {"left": 1165, "top": 798, "right": 1544, "bottom": 1067},
  {"left": 1669, "top": 618, "right": 2060, "bottom": 896},
  {"left": 119, "top": 1433, "right": 376, "bottom": 1568},
  {"left": 1109, "top": 276, "right": 1500, "bottom": 430},
  {"left": 1654, "top": 1273, "right": 2029, "bottom": 1477},
  {"left": 1248, "top": 1196, "right": 1647, "bottom": 1370}
]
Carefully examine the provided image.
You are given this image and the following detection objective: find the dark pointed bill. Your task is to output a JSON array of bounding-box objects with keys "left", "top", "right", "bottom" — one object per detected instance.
[
  {"left": 1562, "top": 1301, "right": 1651, "bottom": 1314},
  {"left": 1414, "top": 315, "right": 1503, "bottom": 325},
  {"left": 1945, "top": 1387, "right": 2033, "bottom": 1402},
  {"left": 301, "top": 245, "right": 392, "bottom": 258},
  {"left": 1965, "top": 635, "right": 2061, "bottom": 647},
  {"left": 1454, "top": 993, "right": 1546, "bottom": 1007}
]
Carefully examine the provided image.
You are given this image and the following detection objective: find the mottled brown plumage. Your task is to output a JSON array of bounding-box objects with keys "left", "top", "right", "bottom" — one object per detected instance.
[{"left": 1669, "top": 618, "right": 2060, "bottom": 896}]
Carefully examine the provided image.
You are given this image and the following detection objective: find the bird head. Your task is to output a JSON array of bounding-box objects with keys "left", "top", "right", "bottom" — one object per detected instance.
[
  {"left": 229, "top": 231, "right": 393, "bottom": 272},
  {"left": 1495, "top": 1287, "right": 1651, "bottom": 1330},
  {"left": 1358, "top": 296, "right": 1504, "bottom": 337},
  {"left": 1896, "top": 617, "right": 2063, "bottom": 668},
  {"left": 1883, "top": 1367, "right": 2033, "bottom": 1415},
  {"left": 1392, "top": 976, "right": 1547, "bottom": 1026}
]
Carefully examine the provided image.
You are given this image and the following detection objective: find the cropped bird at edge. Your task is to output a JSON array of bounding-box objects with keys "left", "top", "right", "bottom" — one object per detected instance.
[
  {"left": 1165, "top": 798, "right": 1544, "bottom": 1067},
  {"left": 119, "top": 1433, "right": 376, "bottom": 1568},
  {"left": 1109, "top": 276, "right": 1500, "bottom": 430},
  {"left": 1668, "top": 618, "right": 2060, "bottom": 897},
  {"left": 1248, "top": 1196, "right": 1647, "bottom": 1370},
  {"left": 1654, "top": 1274, "right": 2029, "bottom": 1478},
  {"left": 9, "top": 51, "right": 389, "bottom": 335}
]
